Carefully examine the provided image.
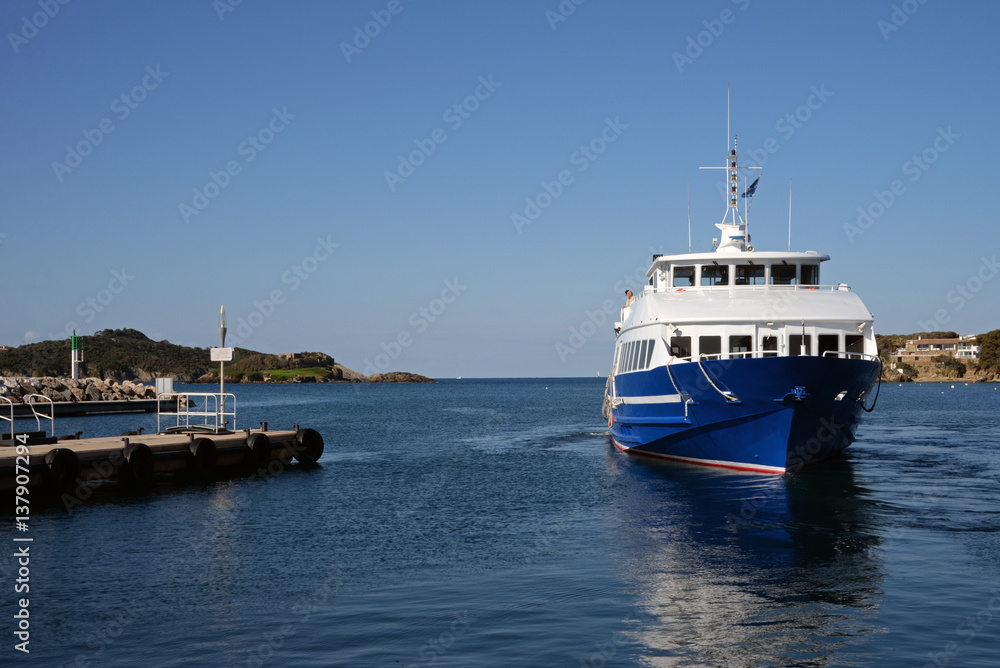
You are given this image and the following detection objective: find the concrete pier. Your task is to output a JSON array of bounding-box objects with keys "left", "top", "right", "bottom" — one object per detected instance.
[{"left": 0, "top": 425, "right": 324, "bottom": 497}]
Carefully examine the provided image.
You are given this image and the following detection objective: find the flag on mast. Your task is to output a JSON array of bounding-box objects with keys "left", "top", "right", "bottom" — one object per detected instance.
[{"left": 741, "top": 176, "right": 760, "bottom": 198}]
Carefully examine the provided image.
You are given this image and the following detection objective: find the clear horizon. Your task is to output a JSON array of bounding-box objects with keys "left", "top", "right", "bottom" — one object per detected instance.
[{"left": 3, "top": 1, "right": 998, "bottom": 378}]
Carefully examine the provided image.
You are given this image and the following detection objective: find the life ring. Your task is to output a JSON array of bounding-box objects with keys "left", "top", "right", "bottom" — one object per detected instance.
[
  {"left": 245, "top": 432, "right": 271, "bottom": 469},
  {"left": 121, "top": 442, "right": 154, "bottom": 486},
  {"left": 45, "top": 448, "right": 80, "bottom": 493},
  {"left": 188, "top": 438, "right": 217, "bottom": 478},
  {"left": 676, "top": 288, "right": 686, "bottom": 292}
]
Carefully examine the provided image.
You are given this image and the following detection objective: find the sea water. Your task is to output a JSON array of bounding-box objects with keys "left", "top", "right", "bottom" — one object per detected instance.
[{"left": 5, "top": 379, "right": 1000, "bottom": 666}]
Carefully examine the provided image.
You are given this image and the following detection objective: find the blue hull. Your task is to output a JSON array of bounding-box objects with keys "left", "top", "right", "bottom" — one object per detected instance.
[{"left": 609, "top": 357, "right": 880, "bottom": 473}]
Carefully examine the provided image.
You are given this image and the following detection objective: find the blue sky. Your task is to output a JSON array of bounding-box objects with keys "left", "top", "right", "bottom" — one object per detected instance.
[{"left": 2, "top": 0, "right": 997, "bottom": 378}]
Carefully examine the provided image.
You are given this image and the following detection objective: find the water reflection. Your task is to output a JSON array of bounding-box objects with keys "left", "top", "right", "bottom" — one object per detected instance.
[{"left": 606, "top": 452, "right": 884, "bottom": 666}]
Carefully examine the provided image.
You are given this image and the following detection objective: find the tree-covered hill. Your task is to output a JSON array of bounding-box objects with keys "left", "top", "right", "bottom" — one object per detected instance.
[{"left": 0, "top": 329, "right": 348, "bottom": 382}]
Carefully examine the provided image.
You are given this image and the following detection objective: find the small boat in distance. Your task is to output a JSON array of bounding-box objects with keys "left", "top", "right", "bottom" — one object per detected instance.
[{"left": 603, "top": 134, "right": 881, "bottom": 473}]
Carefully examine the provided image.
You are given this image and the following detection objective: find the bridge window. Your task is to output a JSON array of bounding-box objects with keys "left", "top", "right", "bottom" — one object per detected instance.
[
  {"left": 789, "top": 334, "right": 812, "bottom": 356},
  {"left": 818, "top": 334, "right": 840, "bottom": 357},
  {"left": 762, "top": 336, "right": 778, "bottom": 357},
  {"left": 637, "top": 340, "right": 648, "bottom": 370},
  {"left": 735, "top": 264, "right": 765, "bottom": 285},
  {"left": 801, "top": 264, "right": 819, "bottom": 285},
  {"left": 845, "top": 334, "right": 864, "bottom": 354},
  {"left": 771, "top": 264, "right": 796, "bottom": 285},
  {"left": 699, "top": 335, "right": 721, "bottom": 358},
  {"left": 701, "top": 265, "right": 728, "bottom": 286},
  {"left": 673, "top": 266, "right": 695, "bottom": 287},
  {"left": 644, "top": 339, "right": 655, "bottom": 368},
  {"left": 670, "top": 336, "right": 691, "bottom": 358},
  {"left": 729, "top": 335, "right": 752, "bottom": 359}
]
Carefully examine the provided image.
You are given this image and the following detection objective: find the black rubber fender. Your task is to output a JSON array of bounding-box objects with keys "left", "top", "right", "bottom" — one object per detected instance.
[
  {"left": 293, "top": 428, "right": 324, "bottom": 465},
  {"left": 188, "top": 437, "right": 217, "bottom": 478},
  {"left": 121, "top": 442, "right": 154, "bottom": 486},
  {"left": 45, "top": 448, "right": 80, "bottom": 493},
  {"left": 245, "top": 432, "right": 271, "bottom": 469}
]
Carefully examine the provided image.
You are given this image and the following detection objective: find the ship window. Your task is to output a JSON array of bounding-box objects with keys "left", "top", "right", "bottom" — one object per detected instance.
[
  {"left": 673, "top": 266, "right": 695, "bottom": 287},
  {"left": 818, "top": 334, "right": 840, "bottom": 357},
  {"left": 735, "top": 264, "right": 765, "bottom": 285},
  {"left": 801, "top": 264, "right": 819, "bottom": 285},
  {"left": 670, "top": 336, "right": 691, "bottom": 358},
  {"left": 626, "top": 341, "right": 637, "bottom": 372},
  {"left": 701, "top": 265, "right": 729, "bottom": 286},
  {"left": 845, "top": 334, "right": 864, "bottom": 354},
  {"left": 789, "top": 335, "right": 812, "bottom": 356},
  {"left": 699, "top": 336, "right": 721, "bottom": 359},
  {"left": 629, "top": 341, "right": 639, "bottom": 371},
  {"left": 644, "top": 339, "right": 655, "bottom": 368},
  {"left": 729, "top": 335, "right": 752, "bottom": 359},
  {"left": 638, "top": 340, "right": 648, "bottom": 370},
  {"left": 762, "top": 336, "right": 778, "bottom": 357},
  {"left": 771, "top": 264, "right": 796, "bottom": 285}
]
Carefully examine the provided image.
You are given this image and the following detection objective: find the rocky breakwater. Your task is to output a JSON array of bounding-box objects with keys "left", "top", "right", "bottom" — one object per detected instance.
[{"left": 0, "top": 377, "right": 156, "bottom": 404}]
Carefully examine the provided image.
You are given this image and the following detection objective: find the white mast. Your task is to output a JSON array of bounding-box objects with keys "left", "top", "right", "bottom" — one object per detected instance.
[{"left": 698, "top": 91, "right": 762, "bottom": 253}]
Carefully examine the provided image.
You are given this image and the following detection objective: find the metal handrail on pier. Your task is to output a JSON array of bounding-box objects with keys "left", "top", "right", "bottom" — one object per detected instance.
[
  {"left": 157, "top": 392, "right": 236, "bottom": 434},
  {"left": 0, "top": 397, "right": 13, "bottom": 439},
  {"left": 24, "top": 394, "right": 55, "bottom": 437}
]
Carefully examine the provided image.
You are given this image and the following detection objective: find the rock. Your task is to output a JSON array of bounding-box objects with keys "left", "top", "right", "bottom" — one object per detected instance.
[
  {"left": 70, "top": 387, "right": 86, "bottom": 402},
  {"left": 85, "top": 384, "right": 102, "bottom": 402},
  {"left": 40, "top": 387, "right": 65, "bottom": 401}
]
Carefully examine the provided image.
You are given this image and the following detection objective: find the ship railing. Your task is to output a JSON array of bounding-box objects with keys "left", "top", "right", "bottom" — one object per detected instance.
[
  {"left": 670, "top": 349, "right": 779, "bottom": 363},
  {"left": 670, "top": 348, "right": 876, "bottom": 363},
  {"left": 822, "top": 351, "right": 880, "bottom": 362},
  {"left": 157, "top": 392, "right": 236, "bottom": 434},
  {"left": 24, "top": 394, "right": 55, "bottom": 437},
  {"left": 658, "top": 283, "right": 852, "bottom": 293}
]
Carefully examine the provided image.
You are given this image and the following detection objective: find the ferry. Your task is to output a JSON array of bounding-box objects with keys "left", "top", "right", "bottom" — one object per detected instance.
[{"left": 603, "top": 137, "right": 881, "bottom": 473}]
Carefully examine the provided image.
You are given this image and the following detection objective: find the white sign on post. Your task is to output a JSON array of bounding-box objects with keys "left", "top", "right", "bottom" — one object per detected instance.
[{"left": 211, "top": 347, "right": 234, "bottom": 362}]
